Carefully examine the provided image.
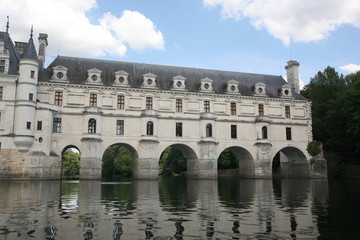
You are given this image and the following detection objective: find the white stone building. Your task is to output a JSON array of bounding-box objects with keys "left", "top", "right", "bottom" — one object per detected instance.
[{"left": 0, "top": 27, "right": 327, "bottom": 180}]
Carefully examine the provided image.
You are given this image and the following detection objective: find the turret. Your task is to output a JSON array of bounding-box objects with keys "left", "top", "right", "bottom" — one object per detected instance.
[
  {"left": 285, "top": 60, "right": 300, "bottom": 94},
  {"left": 38, "top": 33, "right": 48, "bottom": 69},
  {"left": 13, "top": 28, "right": 39, "bottom": 151}
]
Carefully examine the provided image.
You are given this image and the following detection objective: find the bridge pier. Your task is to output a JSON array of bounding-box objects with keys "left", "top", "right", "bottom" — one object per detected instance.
[
  {"left": 133, "top": 140, "right": 160, "bottom": 179},
  {"left": 80, "top": 137, "right": 103, "bottom": 179},
  {"left": 254, "top": 141, "right": 273, "bottom": 178},
  {"left": 196, "top": 140, "right": 218, "bottom": 179}
]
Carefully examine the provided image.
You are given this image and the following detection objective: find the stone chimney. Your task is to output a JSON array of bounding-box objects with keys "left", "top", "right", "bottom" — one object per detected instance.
[
  {"left": 15, "top": 41, "right": 27, "bottom": 55},
  {"left": 285, "top": 60, "right": 300, "bottom": 94},
  {"left": 38, "top": 33, "right": 48, "bottom": 69}
]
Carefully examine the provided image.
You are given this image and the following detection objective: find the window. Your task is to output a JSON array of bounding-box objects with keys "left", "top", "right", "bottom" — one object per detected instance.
[
  {"left": 231, "top": 102, "right": 236, "bottom": 115},
  {"left": 176, "top": 122, "right": 182, "bottom": 137},
  {"left": 37, "top": 121, "right": 42, "bottom": 130},
  {"left": 286, "top": 127, "right": 292, "bottom": 140},
  {"left": 88, "top": 118, "right": 96, "bottom": 133},
  {"left": 29, "top": 93, "right": 33, "bottom": 101},
  {"left": 116, "top": 120, "right": 124, "bottom": 135},
  {"left": 0, "top": 86, "right": 3, "bottom": 100},
  {"left": 176, "top": 99, "right": 182, "bottom": 112},
  {"left": 258, "top": 104, "right": 264, "bottom": 116},
  {"left": 117, "top": 95, "right": 125, "bottom": 109},
  {"left": 285, "top": 106, "right": 291, "bottom": 118},
  {"left": 55, "top": 91, "right": 63, "bottom": 106},
  {"left": 231, "top": 125, "right": 237, "bottom": 139},
  {"left": 204, "top": 101, "right": 210, "bottom": 112},
  {"left": 146, "top": 121, "right": 154, "bottom": 135},
  {"left": 90, "top": 94, "right": 97, "bottom": 106},
  {"left": 30, "top": 70, "right": 35, "bottom": 78},
  {"left": 146, "top": 97, "right": 153, "bottom": 110},
  {"left": 26, "top": 122, "right": 31, "bottom": 130},
  {"left": 53, "top": 117, "right": 62, "bottom": 133},
  {"left": 206, "top": 123, "right": 212, "bottom": 137},
  {"left": 262, "top": 126, "right": 268, "bottom": 139},
  {"left": 0, "top": 60, "right": 5, "bottom": 73}
]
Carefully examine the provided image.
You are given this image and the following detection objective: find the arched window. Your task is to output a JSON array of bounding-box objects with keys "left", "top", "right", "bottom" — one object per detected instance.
[
  {"left": 147, "top": 121, "right": 154, "bottom": 135},
  {"left": 206, "top": 123, "right": 212, "bottom": 137},
  {"left": 262, "top": 126, "right": 268, "bottom": 139},
  {"left": 88, "top": 118, "right": 96, "bottom": 133}
]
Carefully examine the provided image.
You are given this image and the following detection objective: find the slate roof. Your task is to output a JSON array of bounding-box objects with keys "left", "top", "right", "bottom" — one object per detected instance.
[
  {"left": 40, "top": 55, "right": 307, "bottom": 100},
  {"left": 0, "top": 31, "right": 20, "bottom": 75},
  {"left": 21, "top": 36, "right": 38, "bottom": 61}
]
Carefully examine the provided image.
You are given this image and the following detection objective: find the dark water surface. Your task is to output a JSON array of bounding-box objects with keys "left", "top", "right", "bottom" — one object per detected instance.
[{"left": 0, "top": 178, "right": 359, "bottom": 239}]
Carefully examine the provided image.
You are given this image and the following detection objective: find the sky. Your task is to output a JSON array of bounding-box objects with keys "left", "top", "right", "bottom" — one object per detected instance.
[{"left": 1, "top": 0, "right": 360, "bottom": 87}]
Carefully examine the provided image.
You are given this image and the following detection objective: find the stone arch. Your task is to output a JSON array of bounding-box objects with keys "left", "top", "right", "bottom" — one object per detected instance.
[
  {"left": 159, "top": 144, "right": 199, "bottom": 178},
  {"left": 61, "top": 145, "right": 81, "bottom": 179},
  {"left": 272, "top": 146, "right": 310, "bottom": 178},
  {"left": 217, "top": 146, "right": 255, "bottom": 178},
  {"left": 101, "top": 142, "right": 139, "bottom": 178}
]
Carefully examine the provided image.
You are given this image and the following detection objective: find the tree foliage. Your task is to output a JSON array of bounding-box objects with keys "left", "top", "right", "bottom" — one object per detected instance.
[
  {"left": 301, "top": 67, "right": 360, "bottom": 152},
  {"left": 102, "top": 145, "right": 133, "bottom": 178},
  {"left": 159, "top": 147, "right": 187, "bottom": 175},
  {"left": 218, "top": 149, "right": 238, "bottom": 169},
  {"left": 62, "top": 149, "right": 80, "bottom": 177}
]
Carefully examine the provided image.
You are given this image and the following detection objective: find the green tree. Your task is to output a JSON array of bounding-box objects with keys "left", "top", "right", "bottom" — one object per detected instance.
[
  {"left": 218, "top": 149, "right": 238, "bottom": 169},
  {"left": 62, "top": 149, "right": 80, "bottom": 177},
  {"left": 159, "top": 147, "right": 187, "bottom": 175},
  {"left": 102, "top": 145, "right": 133, "bottom": 178}
]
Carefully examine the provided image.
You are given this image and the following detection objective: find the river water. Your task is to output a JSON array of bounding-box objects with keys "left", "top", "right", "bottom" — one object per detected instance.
[{"left": 0, "top": 178, "right": 359, "bottom": 240}]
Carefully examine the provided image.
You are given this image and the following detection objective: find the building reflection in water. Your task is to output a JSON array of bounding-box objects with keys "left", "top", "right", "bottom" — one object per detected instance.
[{"left": 0, "top": 178, "right": 329, "bottom": 239}]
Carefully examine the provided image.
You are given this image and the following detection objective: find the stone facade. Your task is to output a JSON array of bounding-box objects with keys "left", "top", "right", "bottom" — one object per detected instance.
[{"left": 0, "top": 28, "right": 327, "bottom": 180}]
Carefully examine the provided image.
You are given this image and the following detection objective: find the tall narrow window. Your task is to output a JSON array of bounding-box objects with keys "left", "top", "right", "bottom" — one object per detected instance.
[
  {"left": 90, "top": 94, "right": 97, "bottom": 107},
  {"left": 29, "top": 93, "right": 33, "bottom": 101},
  {"left": 231, "top": 125, "right": 237, "bottom": 139},
  {"left": 258, "top": 104, "right": 264, "bottom": 116},
  {"left": 53, "top": 117, "right": 62, "bottom": 133},
  {"left": 146, "top": 97, "right": 153, "bottom": 110},
  {"left": 206, "top": 123, "right": 212, "bottom": 137},
  {"left": 176, "top": 122, "right": 183, "bottom": 137},
  {"left": 0, "top": 60, "right": 5, "bottom": 73},
  {"left": 26, "top": 122, "right": 31, "bottom": 130},
  {"left": 262, "top": 126, "right": 268, "bottom": 139},
  {"left": 0, "top": 87, "right": 3, "bottom": 100},
  {"left": 285, "top": 106, "right": 291, "bottom": 118},
  {"left": 230, "top": 102, "right": 236, "bottom": 115},
  {"left": 286, "top": 127, "right": 292, "bottom": 140},
  {"left": 88, "top": 118, "right": 96, "bottom": 133},
  {"left": 117, "top": 95, "right": 125, "bottom": 109},
  {"left": 147, "top": 121, "right": 154, "bottom": 135},
  {"left": 116, "top": 120, "right": 124, "bottom": 135},
  {"left": 30, "top": 70, "right": 35, "bottom": 78},
  {"left": 55, "top": 91, "right": 63, "bottom": 106},
  {"left": 204, "top": 101, "right": 210, "bottom": 113},
  {"left": 176, "top": 99, "right": 182, "bottom": 112},
  {"left": 37, "top": 121, "right": 42, "bottom": 131}
]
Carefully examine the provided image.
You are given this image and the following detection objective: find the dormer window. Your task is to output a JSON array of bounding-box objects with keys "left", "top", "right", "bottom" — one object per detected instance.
[
  {"left": 226, "top": 80, "right": 240, "bottom": 94},
  {"left": 51, "top": 65, "right": 69, "bottom": 82},
  {"left": 142, "top": 73, "right": 157, "bottom": 88},
  {"left": 254, "top": 82, "right": 267, "bottom": 96},
  {"left": 87, "top": 68, "right": 102, "bottom": 84},
  {"left": 280, "top": 84, "right": 293, "bottom": 98},
  {"left": 200, "top": 77, "right": 213, "bottom": 92},
  {"left": 114, "top": 70, "right": 129, "bottom": 87},
  {"left": 172, "top": 75, "right": 186, "bottom": 91}
]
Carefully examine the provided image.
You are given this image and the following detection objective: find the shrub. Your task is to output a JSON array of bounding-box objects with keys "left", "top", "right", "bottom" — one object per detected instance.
[{"left": 307, "top": 141, "right": 322, "bottom": 156}]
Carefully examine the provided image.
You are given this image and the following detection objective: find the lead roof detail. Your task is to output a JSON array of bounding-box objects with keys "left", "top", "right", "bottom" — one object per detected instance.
[{"left": 39, "top": 55, "right": 306, "bottom": 100}]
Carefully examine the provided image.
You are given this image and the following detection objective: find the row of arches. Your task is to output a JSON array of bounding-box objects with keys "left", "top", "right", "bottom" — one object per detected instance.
[{"left": 61, "top": 143, "right": 310, "bottom": 179}]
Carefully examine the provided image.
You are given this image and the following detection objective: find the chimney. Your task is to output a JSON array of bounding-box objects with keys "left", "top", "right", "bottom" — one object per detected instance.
[
  {"left": 15, "top": 41, "right": 27, "bottom": 55},
  {"left": 285, "top": 60, "right": 300, "bottom": 94},
  {"left": 38, "top": 33, "right": 48, "bottom": 69}
]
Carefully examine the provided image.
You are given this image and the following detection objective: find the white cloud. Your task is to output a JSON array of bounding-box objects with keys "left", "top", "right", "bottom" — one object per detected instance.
[
  {"left": 203, "top": 0, "right": 360, "bottom": 45},
  {"left": 340, "top": 63, "right": 360, "bottom": 73},
  {"left": 0, "top": 0, "right": 164, "bottom": 59}
]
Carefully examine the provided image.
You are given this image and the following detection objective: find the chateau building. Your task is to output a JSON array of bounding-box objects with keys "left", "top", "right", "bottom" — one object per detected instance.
[{"left": 0, "top": 26, "right": 327, "bottom": 180}]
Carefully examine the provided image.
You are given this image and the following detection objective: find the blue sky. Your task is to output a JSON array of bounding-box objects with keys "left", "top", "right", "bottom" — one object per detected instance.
[{"left": 1, "top": 0, "right": 360, "bottom": 87}]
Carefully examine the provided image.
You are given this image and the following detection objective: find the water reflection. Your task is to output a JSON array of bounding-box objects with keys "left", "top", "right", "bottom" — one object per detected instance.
[{"left": 0, "top": 178, "right": 332, "bottom": 239}]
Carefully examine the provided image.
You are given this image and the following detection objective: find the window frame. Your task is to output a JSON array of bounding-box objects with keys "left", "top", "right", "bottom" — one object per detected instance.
[
  {"left": 176, "top": 99, "right": 182, "bottom": 112},
  {"left": 117, "top": 95, "right": 125, "bottom": 110},
  {"left": 204, "top": 100, "right": 210, "bottom": 113},
  {"left": 53, "top": 117, "right": 62, "bottom": 133},
  {"left": 88, "top": 118, "right": 96, "bottom": 134},
  {"left": 230, "top": 102, "right": 237, "bottom": 115},
  {"left": 258, "top": 104, "right": 264, "bottom": 116},
  {"left": 176, "top": 122, "right": 183, "bottom": 137},
  {"left": 116, "top": 120, "right": 124, "bottom": 135},
  {"left": 89, "top": 93, "right": 97, "bottom": 107},
  {"left": 262, "top": 126, "right": 268, "bottom": 139},
  {"left": 286, "top": 127, "right": 292, "bottom": 140},
  {"left": 0, "top": 86, "right": 3, "bottom": 100},
  {"left": 285, "top": 106, "right": 291, "bottom": 118},
  {"left": 26, "top": 122, "right": 31, "bottom": 130},
  {"left": 146, "top": 97, "right": 153, "bottom": 110},
  {"left": 206, "top": 123, "right": 212, "bottom": 137},
  {"left": 37, "top": 121, "right": 42, "bottom": 131},
  {"left": 55, "top": 91, "right": 63, "bottom": 106},
  {"left": 231, "top": 125, "right": 237, "bottom": 139},
  {"left": 146, "top": 121, "right": 154, "bottom": 135}
]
